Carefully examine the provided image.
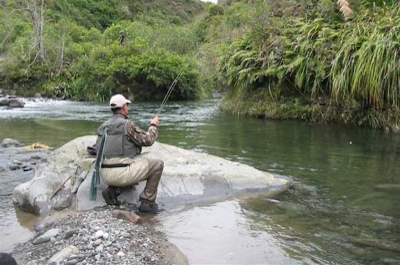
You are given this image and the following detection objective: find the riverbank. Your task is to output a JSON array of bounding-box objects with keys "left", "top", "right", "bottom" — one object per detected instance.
[
  {"left": 0, "top": 138, "right": 187, "bottom": 264},
  {"left": 220, "top": 90, "right": 400, "bottom": 133},
  {"left": 13, "top": 207, "right": 188, "bottom": 265}
]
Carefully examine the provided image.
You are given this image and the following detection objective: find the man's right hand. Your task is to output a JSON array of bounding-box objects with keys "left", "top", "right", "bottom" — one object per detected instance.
[{"left": 150, "top": 116, "right": 159, "bottom": 127}]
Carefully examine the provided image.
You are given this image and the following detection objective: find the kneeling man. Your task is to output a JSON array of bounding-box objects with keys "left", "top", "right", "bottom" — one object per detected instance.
[{"left": 96, "top": 94, "right": 163, "bottom": 214}]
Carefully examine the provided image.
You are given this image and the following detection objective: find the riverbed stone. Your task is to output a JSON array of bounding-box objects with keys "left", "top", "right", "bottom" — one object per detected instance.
[
  {"left": 47, "top": 245, "right": 79, "bottom": 264},
  {"left": 33, "top": 228, "right": 60, "bottom": 245},
  {"left": 63, "top": 229, "right": 79, "bottom": 240},
  {"left": 13, "top": 135, "right": 290, "bottom": 215},
  {"left": 112, "top": 209, "right": 142, "bottom": 224},
  {"left": 9, "top": 164, "right": 21, "bottom": 170}
]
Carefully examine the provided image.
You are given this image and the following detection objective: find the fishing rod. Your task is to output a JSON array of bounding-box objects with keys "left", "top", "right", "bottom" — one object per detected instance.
[{"left": 156, "top": 52, "right": 199, "bottom": 116}]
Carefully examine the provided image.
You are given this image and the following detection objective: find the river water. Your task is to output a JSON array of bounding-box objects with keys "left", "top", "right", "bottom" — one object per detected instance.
[{"left": 0, "top": 97, "right": 399, "bottom": 264}]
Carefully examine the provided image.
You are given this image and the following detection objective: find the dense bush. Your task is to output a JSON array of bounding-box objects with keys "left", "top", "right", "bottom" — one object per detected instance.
[
  {"left": 218, "top": 2, "right": 400, "bottom": 110},
  {"left": 0, "top": 0, "right": 206, "bottom": 101}
]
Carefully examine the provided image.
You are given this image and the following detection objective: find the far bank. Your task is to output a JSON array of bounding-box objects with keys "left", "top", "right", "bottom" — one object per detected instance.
[{"left": 221, "top": 90, "right": 400, "bottom": 133}]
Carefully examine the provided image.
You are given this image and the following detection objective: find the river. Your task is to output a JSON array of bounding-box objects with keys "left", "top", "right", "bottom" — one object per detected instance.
[{"left": 0, "top": 97, "right": 399, "bottom": 264}]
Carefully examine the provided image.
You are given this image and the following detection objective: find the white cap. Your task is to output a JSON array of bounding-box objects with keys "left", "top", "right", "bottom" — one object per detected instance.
[{"left": 109, "top": 94, "right": 131, "bottom": 108}]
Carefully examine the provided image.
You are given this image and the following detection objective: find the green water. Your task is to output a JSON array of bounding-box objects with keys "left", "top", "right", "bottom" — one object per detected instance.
[{"left": 1, "top": 98, "right": 399, "bottom": 264}]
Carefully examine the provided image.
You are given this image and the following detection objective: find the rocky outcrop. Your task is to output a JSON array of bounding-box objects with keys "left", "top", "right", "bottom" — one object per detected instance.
[
  {"left": 13, "top": 136, "right": 291, "bottom": 215},
  {"left": 0, "top": 97, "right": 25, "bottom": 108},
  {"left": 13, "top": 136, "right": 94, "bottom": 215}
]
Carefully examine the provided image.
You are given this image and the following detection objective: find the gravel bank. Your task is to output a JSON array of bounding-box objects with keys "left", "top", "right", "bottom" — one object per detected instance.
[{"left": 13, "top": 207, "right": 187, "bottom": 265}]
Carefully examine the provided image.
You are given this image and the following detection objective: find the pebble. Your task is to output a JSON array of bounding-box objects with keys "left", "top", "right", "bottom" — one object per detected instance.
[
  {"left": 13, "top": 209, "right": 169, "bottom": 264},
  {"left": 95, "top": 230, "right": 104, "bottom": 238},
  {"left": 122, "top": 232, "right": 131, "bottom": 238},
  {"left": 63, "top": 229, "right": 79, "bottom": 240},
  {"left": 96, "top": 244, "right": 104, "bottom": 252},
  {"left": 22, "top": 165, "right": 33, "bottom": 171},
  {"left": 93, "top": 239, "right": 102, "bottom": 246},
  {"left": 65, "top": 259, "right": 79, "bottom": 265},
  {"left": 9, "top": 165, "right": 21, "bottom": 170}
]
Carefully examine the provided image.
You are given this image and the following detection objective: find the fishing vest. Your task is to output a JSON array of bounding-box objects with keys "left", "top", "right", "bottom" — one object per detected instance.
[{"left": 97, "top": 114, "right": 142, "bottom": 158}]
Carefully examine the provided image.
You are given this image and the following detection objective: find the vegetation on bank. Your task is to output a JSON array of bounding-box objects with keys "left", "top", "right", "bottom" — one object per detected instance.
[
  {"left": 1, "top": 0, "right": 400, "bottom": 131},
  {"left": 0, "top": 0, "right": 207, "bottom": 100},
  {"left": 212, "top": 0, "right": 400, "bottom": 131}
]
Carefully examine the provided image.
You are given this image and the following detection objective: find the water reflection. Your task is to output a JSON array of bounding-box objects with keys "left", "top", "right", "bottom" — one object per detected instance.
[
  {"left": 158, "top": 200, "right": 305, "bottom": 265},
  {"left": 0, "top": 197, "right": 38, "bottom": 252}
]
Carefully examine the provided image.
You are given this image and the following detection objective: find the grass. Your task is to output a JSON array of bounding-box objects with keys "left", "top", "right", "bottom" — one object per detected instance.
[{"left": 221, "top": 90, "right": 400, "bottom": 132}]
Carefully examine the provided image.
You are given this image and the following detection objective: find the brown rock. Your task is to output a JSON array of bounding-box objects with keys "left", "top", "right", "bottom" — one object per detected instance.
[{"left": 112, "top": 209, "right": 142, "bottom": 224}]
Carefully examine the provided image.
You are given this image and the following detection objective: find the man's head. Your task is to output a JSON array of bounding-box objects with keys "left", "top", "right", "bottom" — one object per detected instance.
[{"left": 110, "top": 94, "right": 131, "bottom": 115}]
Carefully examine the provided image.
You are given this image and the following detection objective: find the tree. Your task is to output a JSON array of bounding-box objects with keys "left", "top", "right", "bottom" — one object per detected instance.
[{"left": 26, "top": 0, "right": 45, "bottom": 62}]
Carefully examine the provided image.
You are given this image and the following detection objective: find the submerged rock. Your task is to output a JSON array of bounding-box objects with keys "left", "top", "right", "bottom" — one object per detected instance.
[{"left": 13, "top": 136, "right": 291, "bottom": 215}]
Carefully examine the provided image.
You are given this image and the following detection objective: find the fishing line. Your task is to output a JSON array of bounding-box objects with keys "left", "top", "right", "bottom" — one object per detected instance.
[{"left": 156, "top": 52, "right": 199, "bottom": 116}]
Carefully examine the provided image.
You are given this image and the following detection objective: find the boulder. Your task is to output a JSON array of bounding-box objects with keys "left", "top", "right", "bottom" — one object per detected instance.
[
  {"left": 13, "top": 136, "right": 291, "bottom": 215},
  {"left": 0, "top": 97, "right": 25, "bottom": 108},
  {"left": 1, "top": 138, "right": 24, "bottom": 147},
  {"left": 13, "top": 136, "right": 95, "bottom": 215}
]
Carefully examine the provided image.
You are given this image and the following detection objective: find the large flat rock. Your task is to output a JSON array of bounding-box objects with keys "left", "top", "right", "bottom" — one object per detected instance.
[{"left": 13, "top": 136, "right": 290, "bottom": 214}]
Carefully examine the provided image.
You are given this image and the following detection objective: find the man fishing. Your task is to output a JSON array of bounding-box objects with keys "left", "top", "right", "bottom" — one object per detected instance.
[{"left": 95, "top": 94, "right": 164, "bottom": 214}]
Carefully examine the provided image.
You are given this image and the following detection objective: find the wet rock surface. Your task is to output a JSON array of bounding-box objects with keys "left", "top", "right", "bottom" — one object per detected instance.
[
  {"left": 13, "top": 208, "right": 187, "bottom": 265},
  {"left": 0, "top": 97, "right": 25, "bottom": 108}
]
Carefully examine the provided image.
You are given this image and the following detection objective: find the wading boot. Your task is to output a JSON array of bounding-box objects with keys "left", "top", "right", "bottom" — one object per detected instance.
[
  {"left": 102, "top": 186, "right": 121, "bottom": 206},
  {"left": 138, "top": 202, "right": 164, "bottom": 214}
]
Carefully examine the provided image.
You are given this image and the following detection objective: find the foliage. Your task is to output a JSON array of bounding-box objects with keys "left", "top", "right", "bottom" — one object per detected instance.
[
  {"left": 0, "top": 0, "right": 206, "bottom": 101},
  {"left": 209, "top": 4, "right": 225, "bottom": 16},
  {"left": 218, "top": 2, "right": 400, "bottom": 108},
  {"left": 47, "top": 0, "right": 120, "bottom": 29},
  {"left": 2, "top": 0, "right": 400, "bottom": 131},
  {"left": 215, "top": 0, "right": 400, "bottom": 130}
]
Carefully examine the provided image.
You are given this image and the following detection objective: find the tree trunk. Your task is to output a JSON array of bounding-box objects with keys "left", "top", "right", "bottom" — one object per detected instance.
[{"left": 26, "top": 0, "right": 45, "bottom": 62}]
